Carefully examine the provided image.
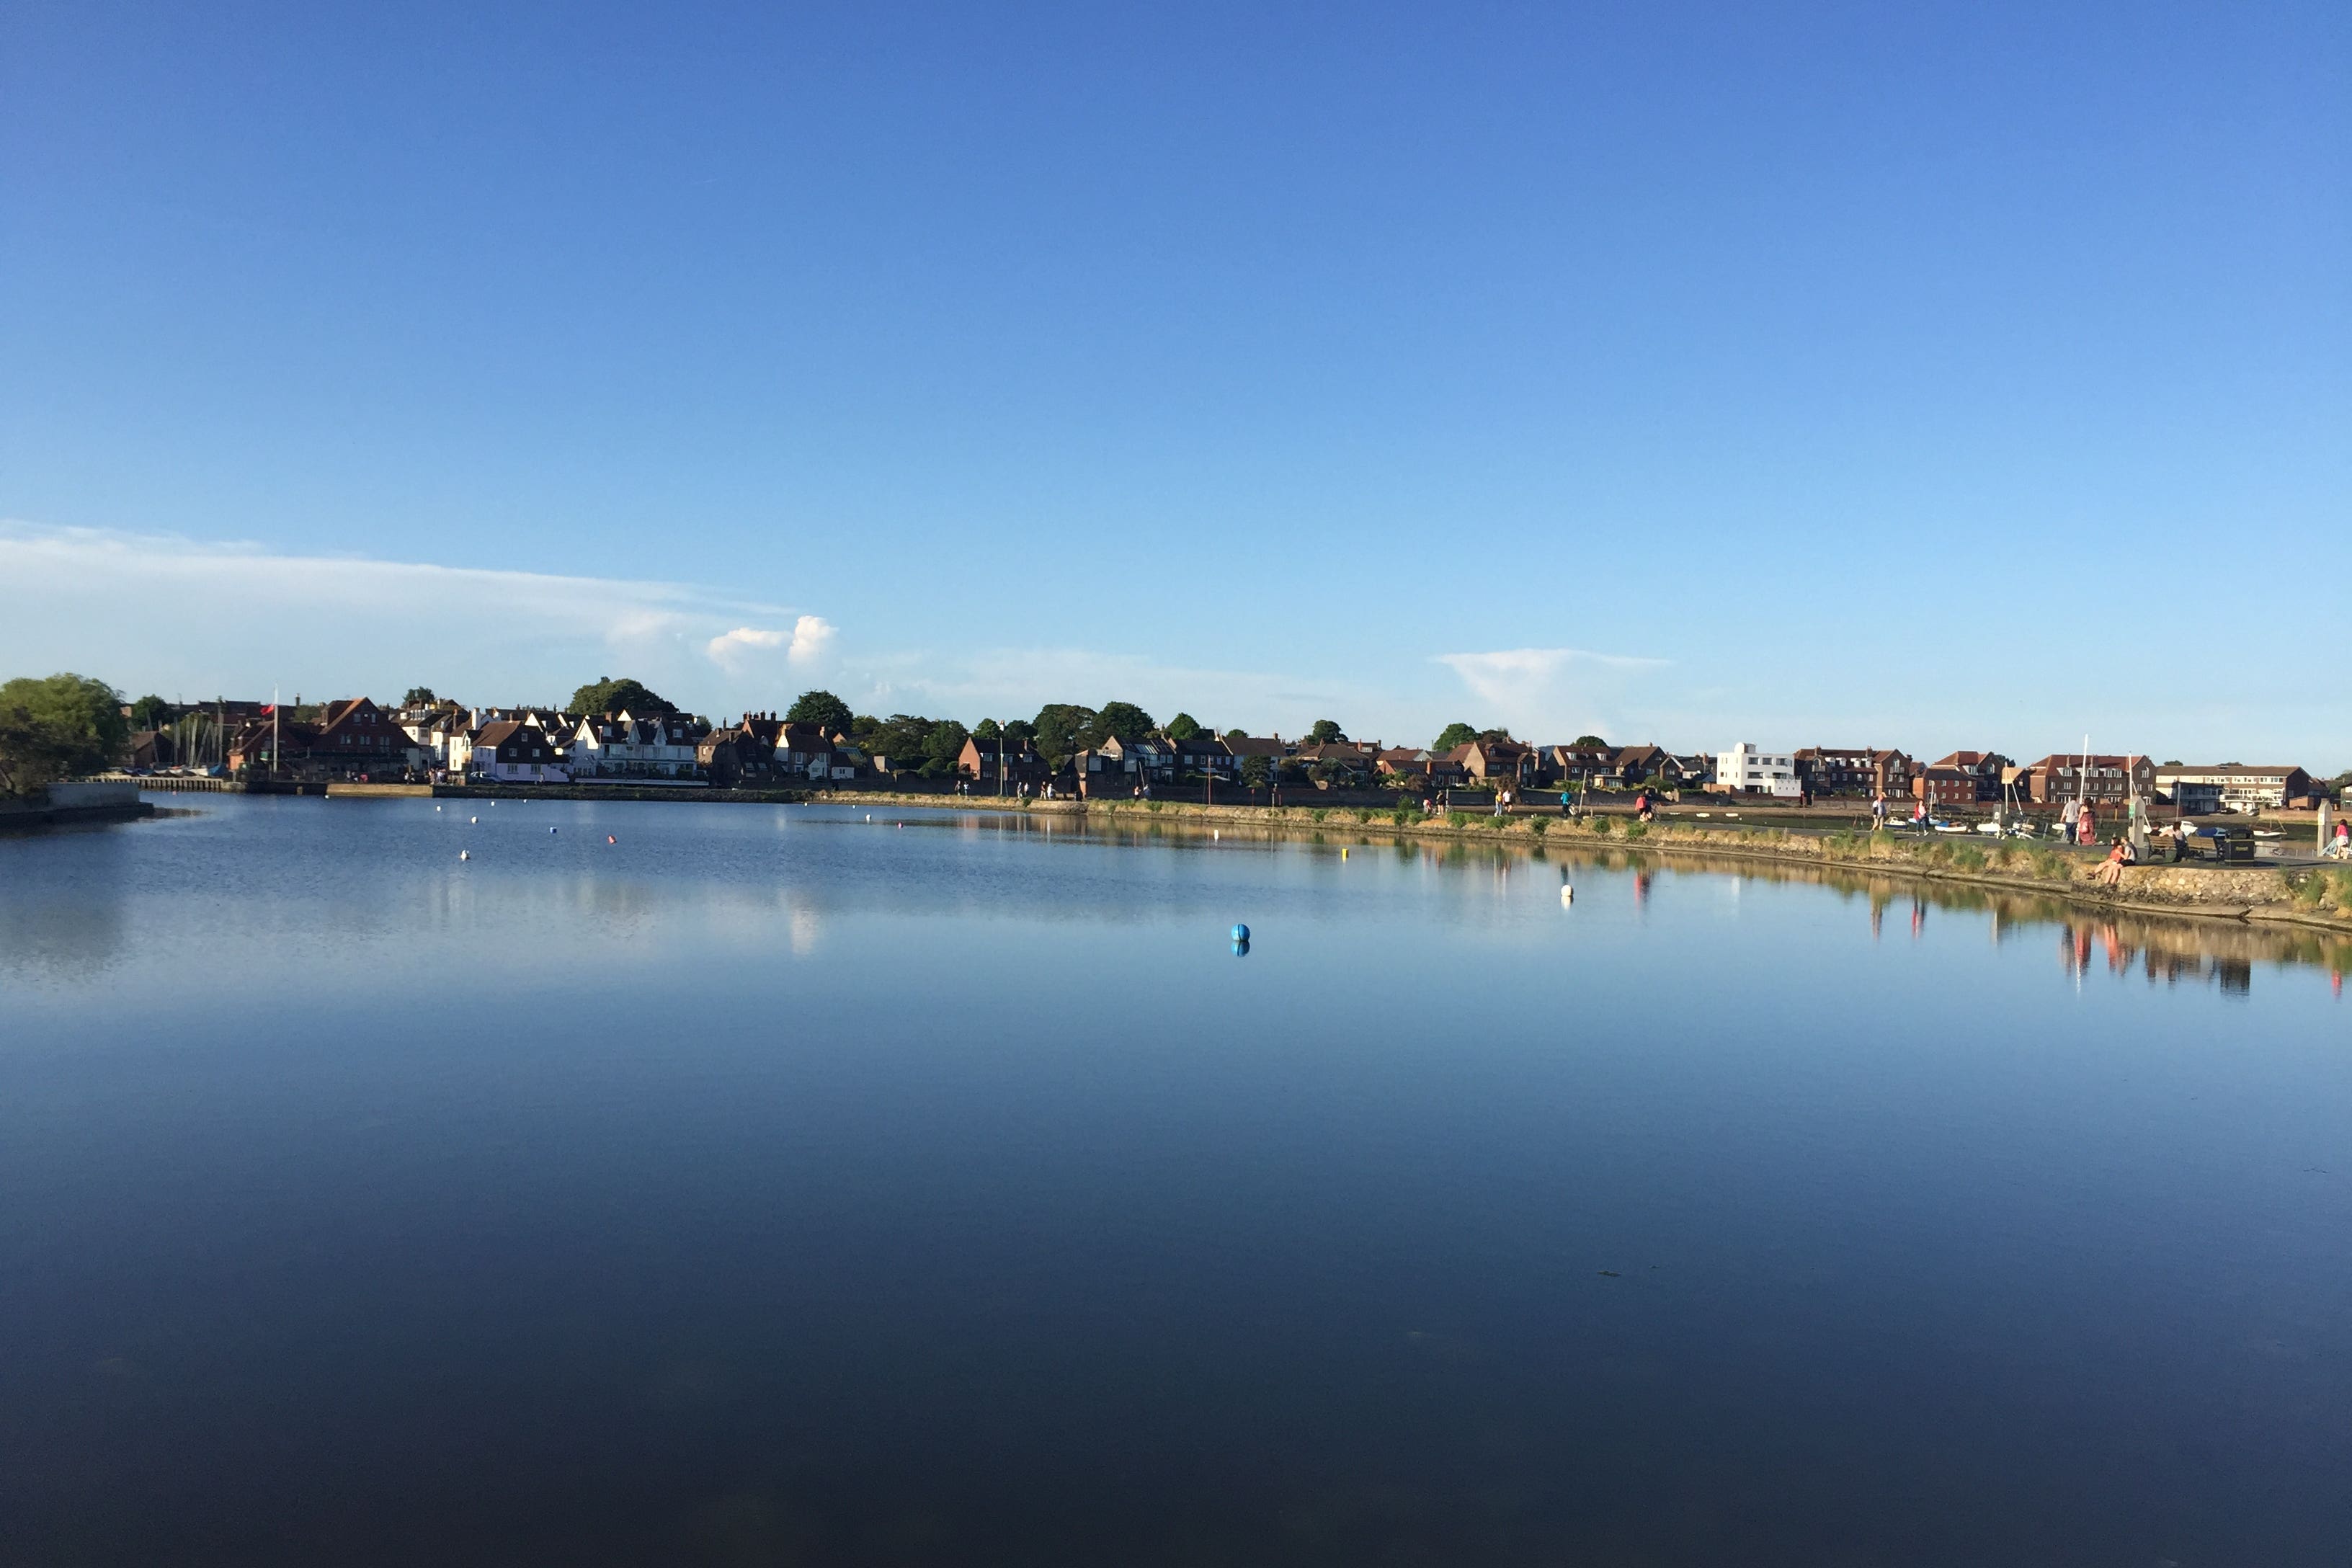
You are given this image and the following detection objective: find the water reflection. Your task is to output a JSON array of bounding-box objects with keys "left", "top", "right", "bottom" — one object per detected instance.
[{"left": 4, "top": 798, "right": 2350, "bottom": 1565}]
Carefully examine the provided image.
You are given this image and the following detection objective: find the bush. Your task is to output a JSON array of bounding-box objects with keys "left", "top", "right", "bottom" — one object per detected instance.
[
  {"left": 1527, "top": 817, "right": 1548, "bottom": 837},
  {"left": 1448, "top": 811, "right": 1472, "bottom": 829},
  {"left": 1623, "top": 822, "right": 1647, "bottom": 840},
  {"left": 1952, "top": 845, "right": 1987, "bottom": 873},
  {"left": 1310, "top": 807, "right": 1328, "bottom": 822},
  {"left": 1391, "top": 808, "right": 1412, "bottom": 827},
  {"left": 1588, "top": 815, "right": 1613, "bottom": 835},
  {"left": 1355, "top": 808, "right": 1376, "bottom": 824}
]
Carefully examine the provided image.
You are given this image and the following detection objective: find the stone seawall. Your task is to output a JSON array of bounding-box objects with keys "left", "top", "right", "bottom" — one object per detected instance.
[{"left": 0, "top": 781, "right": 153, "bottom": 832}]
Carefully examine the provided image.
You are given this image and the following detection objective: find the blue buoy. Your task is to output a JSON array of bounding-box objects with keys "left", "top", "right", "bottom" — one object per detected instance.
[
  {"left": 1230, "top": 923, "right": 1250, "bottom": 943},
  {"left": 1231, "top": 937, "right": 1250, "bottom": 958}
]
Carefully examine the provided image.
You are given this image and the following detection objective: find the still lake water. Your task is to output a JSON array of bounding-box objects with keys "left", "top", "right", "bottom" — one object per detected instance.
[{"left": 2, "top": 796, "right": 2348, "bottom": 1567}]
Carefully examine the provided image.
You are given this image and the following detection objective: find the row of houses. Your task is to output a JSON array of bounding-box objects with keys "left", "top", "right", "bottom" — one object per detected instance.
[{"left": 136, "top": 696, "right": 2330, "bottom": 811}]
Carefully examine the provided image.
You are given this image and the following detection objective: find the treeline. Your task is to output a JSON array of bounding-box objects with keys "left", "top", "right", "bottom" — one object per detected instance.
[
  {"left": 0, "top": 673, "right": 129, "bottom": 798},
  {"left": 782, "top": 691, "right": 1195, "bottom": 778}
]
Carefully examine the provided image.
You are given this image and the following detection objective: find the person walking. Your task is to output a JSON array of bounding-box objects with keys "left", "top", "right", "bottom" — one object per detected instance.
[
  {"left": 1871, "top": 792, "right": 1887, "bottom": 830},
  {"left": 2079, "top": 804, "right": 2098, "bottom": 847},
  {"left": 2061, "top": 797, "right": 2080, "bottom": 843}
]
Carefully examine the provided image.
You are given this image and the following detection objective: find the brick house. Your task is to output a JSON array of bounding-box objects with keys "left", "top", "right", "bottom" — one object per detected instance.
[
  {"left": 1794, "top": 747, "right": 1878, "bottom": 796},
  {"left": 957, "top": 734, "right": 1054, "bottom": 789},
  {"left": 1912, "top": 766, "right": 1977, "bottom": 807},
  {"left": 698, "top": 727, "right": 784, "bottom": 788},
  {"left": 1926, "top": 750, "right": 2012, "bottom": 803},
  {"left": 2021, "top": 754, "right": 2155, "bottom": 805}
]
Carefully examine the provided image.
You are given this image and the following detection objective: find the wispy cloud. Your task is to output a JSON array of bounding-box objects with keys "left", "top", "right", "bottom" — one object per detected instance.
[
  {"left": 1434, "top": 646, "right": 1670, "bottom": 741},
  {"left": 0, "top": 520, "right": 815, "bottom": 708}
]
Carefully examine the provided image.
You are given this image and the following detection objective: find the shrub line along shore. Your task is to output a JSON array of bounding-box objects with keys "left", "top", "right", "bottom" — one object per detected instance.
[{"left": 808, "top": 790, "right": 2352, "bottom": 935}]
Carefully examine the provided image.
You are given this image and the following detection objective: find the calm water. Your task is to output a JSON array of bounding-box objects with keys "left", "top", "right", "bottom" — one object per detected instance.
[{"left": 2, "top": 797, "right": 2348, "bottom": 1567}]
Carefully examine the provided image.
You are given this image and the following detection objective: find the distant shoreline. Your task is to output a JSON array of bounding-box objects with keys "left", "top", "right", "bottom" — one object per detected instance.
[{"left": 808, "top": 790, "right": 2352, "bottom": 938}]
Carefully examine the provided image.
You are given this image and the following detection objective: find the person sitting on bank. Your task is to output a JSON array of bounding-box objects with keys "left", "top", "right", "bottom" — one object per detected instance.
[{"left": 2094, "top": 837, "right": 2132, "bottom": 888}]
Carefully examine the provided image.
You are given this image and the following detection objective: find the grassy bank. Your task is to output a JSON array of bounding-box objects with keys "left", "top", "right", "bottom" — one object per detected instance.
[{"left": 814, "top": 790, "right": 2352, "bottom": 932}]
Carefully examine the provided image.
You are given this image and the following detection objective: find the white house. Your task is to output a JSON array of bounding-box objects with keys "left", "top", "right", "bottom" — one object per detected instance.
[
  {"left": 569, "top": 710, "right": 703, "bottom": 778},
  {"left": 1718, "top": 742, "right": 1800, "bottom": 796},
  {"left": 468, "top": 719, "right": 571, "bottom": 783}
]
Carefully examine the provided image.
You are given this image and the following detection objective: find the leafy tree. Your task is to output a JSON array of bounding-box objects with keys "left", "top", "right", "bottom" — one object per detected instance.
[
  {"left": 0, "top": 672, "right": 129, "bottom": 798},
  {"left": 1096, "top": 701, "right": 1155, "bottom": 743},
  {"left": 128, "top": 693, "right": 172, "bottom": 731},
  {"left": 1224, "top": 729, "right": 1252, "bottom": 742},
  {"left": 861, "top": 713, "right": 933, "bottom": 764},
  {"left": 1240, "top": 755, "right": 1271, "bottom": 790},
  {"left": 1030, "top": 704, "right": 1099, "bottom": 766},
  {"left": 1433, "top": 722, "right": 1479, "bottom": 752},
  {"left": 1002, "top": 719, "right": 1037, "bottom": 749},
  {"left": 1477, "top": 728, "right": 1513, "bottom": 744},
  {"left": 402, "top": 686, "right": 438, "bottom": 708},
  {"left": 1573, "top": 734, "right": 1608, "bottom": 748},
  {"left": 571, "top": 676, "right": 675, "bottom": 716},
  {"left": 1309, "top": 718, "right": 1346, "bottom": 743},
  {"left": 1164, "top": 713, "right": 1201, "bottom": 741},
  {"left": 923, "top": 720, "right": 970, "bottom": 767},
  {"left": 786, "top": 690, "right": 855, "bottom": 734},
  {"left": 972, "top": 718, "right": 1003, "bottom": 741}
]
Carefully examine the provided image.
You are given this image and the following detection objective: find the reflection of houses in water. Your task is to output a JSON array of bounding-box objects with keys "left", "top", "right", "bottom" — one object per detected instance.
[{"left": 2053, "top": 915, "right": 2262, "bottom": 996}]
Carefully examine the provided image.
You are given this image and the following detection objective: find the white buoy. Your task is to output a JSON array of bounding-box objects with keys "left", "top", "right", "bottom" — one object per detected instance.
[
  {"left": 470, "top": 816, "right": 478, "bottom": 824},
  {"left": 550, "top": 827, "right": 558, "bottom": 834},
  {"left": 459, "top": 850, "right": 470, "bottom": 861},
  {"left": 1561, "top": 884, "right": 1573, "bottom": 905},
  {"left": 435, "top": 805, "right": 442, "bottom": 812}
]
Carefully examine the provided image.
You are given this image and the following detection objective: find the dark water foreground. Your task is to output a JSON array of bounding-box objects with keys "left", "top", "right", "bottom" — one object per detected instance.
[{"left": 2, "top": 798, "right": 2346, "bottom": 1567}]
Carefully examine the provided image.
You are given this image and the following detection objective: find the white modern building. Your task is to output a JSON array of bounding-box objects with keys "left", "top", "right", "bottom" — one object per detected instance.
[{"left": 1718, "top": 742, "right": 1800, "bottom": 796}]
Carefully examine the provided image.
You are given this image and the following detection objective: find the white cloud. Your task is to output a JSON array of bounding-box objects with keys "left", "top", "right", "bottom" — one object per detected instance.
[
  {"left": 705, "top": 626, "right": 789, "bottom": 667},
  {"left": 703, "top": 615, "right": 836, "bottom": 674},
  {"left": 0, "top": 520, "right": 814, "bottom": 710},
  {"left": 1435, "top": 646, "right": 1670, "bottom": 741},
  {"left": 785, "top": 614, "right": 836, "bottom": 664}
]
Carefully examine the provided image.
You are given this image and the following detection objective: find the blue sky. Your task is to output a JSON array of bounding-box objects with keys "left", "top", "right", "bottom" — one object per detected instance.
[{"left": 4, "top": 2, "right": 2346, "bottom": 765}]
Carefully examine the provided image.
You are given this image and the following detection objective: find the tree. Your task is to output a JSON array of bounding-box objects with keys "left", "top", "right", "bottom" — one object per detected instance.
[
  {"left": 1165, "top": 713, "right": 1200, "bottom": 741},
  {"left": 1224, "top": 728, "right": 1252, "bottom": 742},
  {"left": 1433, "top": 722, "right": 1479, "bottom": 753},
  {"left": 1573, "top": 734, "right": 1608, "bottom": 749},
  {"left": 1240, "top": 755, "right": 1271, "bottom": 790},
  {"left": 402, "top": 687, "right": 438, "bottom": 708},
  {"left": 1096, "top": 701, "right": 1155, "bottom": 743},
  {"left": 1030, "top": 704, "right": 1099, "bottom": 766},
  {"left": 1309, "top": 718, "right": 1346, "bottom": 744},
  {"left": 923, "top": 720, "right": 970, "bottom": 768},
  {"left": 972, "top": 718, "right": 1003, "bottom": 741},
  {"left": 128, "top": 694, "right": 172, "bottom": 731},
  {"left": 0, "top": 672, "right": 129, "bottom": 798},
  {"left": 1002, "top": 719, "right": 1037, "bottom": 749},
  {"left": 571, "top": 676, "right": 675, "bottom": 716},
  {"left": 786, "top": 690, "right": 855, "bottom": 735}
]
